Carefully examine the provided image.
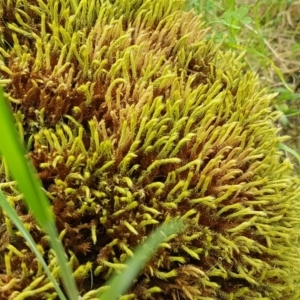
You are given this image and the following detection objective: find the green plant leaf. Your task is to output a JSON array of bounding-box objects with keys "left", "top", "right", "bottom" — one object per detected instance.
[
  {"left": 0, "top": 190, "right": 67, "bottom": 300},
  {"left": 99, "top": 219, "right": 185, "bottom": 300},
  {"left": 273, "top": 88, "right": 300, "bottom": 102},
  {"left": 0, "top": 88, "right": 79, "bottom": 300},
  {"left": 0, "top": 96, "right": 54, "bottom": 227},
  {"left": 222, "top": 10, "right": 234, "bottom": 24},
  {"left": 278, "top": 143, "right": 300, "bottom": 169},
  {"left": 235, "top": 7, "right": 249, "bottom": 20}
]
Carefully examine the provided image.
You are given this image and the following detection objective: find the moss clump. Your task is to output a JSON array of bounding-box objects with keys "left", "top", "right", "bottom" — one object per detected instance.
[{"left": 0, "top": 0, "right": 300, "bottom": 299}]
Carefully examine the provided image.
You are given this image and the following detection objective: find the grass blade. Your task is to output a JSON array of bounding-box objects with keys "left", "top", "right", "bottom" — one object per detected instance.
[
  {"left": 0, "top": 88, "right": 79, "bottom": 300},
  {"left": 0, "top": 98, "right": 54, "bottom": 227},
  {"left": 99, "top": 219, "right": 185, "bottom": 300},
  {"left": 279, "top": 143, "right": 300, "bottom": 169},
  {"left": 0, "top": 191, "right": 67, "bottom": 300}
]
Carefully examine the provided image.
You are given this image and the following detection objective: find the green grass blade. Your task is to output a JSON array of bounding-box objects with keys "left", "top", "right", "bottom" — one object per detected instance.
[
  {"left": 0, "top": 191, "right": 67, "bottom": 300},
  {"left": 99, "top": 219, "right": 185, "bottom": 300},
  {"left": 0, "top": 88, "right": 79, "bottom": 300},
  {"left": 0, "top": 89, "right": 54, "bottom": 228},
  {"left": 278, "top": 143, "right": 300, "bottom": 169}
]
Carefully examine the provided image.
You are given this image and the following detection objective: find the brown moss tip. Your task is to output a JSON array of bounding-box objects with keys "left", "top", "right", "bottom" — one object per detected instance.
[{"left": 0, "top": 0, "right": 300, "bottom": 299}]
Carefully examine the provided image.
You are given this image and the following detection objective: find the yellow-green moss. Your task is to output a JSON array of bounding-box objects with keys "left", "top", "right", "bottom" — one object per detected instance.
[{"left": 0, "top": 0, "right": 300, "bottom": 299}]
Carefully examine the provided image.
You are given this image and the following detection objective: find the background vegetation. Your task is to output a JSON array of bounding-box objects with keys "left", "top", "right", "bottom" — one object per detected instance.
[{"left": 186, "top": 0, "right": 300, "bottom": 171}]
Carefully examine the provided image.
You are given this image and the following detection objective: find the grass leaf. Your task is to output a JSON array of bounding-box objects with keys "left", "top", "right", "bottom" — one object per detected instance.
[
  {"left": 0, "top": 88, "right": 79, "bottom": 300},
  {"left": 0, "top": 190, "right": 67, "bottom": 300},
  {"left": 278, "top": 143, "right": 300, "bottom": 169},
  {"left": 99, "top": 219, "right": 185, "bottom": 300}
]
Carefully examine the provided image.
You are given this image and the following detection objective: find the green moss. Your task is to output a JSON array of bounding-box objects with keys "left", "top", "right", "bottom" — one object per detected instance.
[{"left": 0, "top": 0, "right": 300, "bottom": 299}]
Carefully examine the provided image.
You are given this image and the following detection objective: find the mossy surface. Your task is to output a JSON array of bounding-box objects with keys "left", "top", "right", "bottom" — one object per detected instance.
[{"left": 0, "top": 0, "right": 300, "bottom": 299}]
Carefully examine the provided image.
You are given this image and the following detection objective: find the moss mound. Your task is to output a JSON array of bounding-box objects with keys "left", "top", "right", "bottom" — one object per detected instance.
[{"left": 0, "top": 0, "right": 300, "bottom": 299}]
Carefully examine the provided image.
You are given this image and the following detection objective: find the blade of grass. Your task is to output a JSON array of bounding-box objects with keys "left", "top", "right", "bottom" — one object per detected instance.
[
  {"left": 0, "top": 88, "right": 79, "bottom": 300},
  {"left": 0, "top": 190, "right": 67, "bottom": 300},
  {"left": 99, "top": 219, "right": 185, "bottom": 300},
  {"left": 278, "top": 143, "right": 300, "bottom": 169}
]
